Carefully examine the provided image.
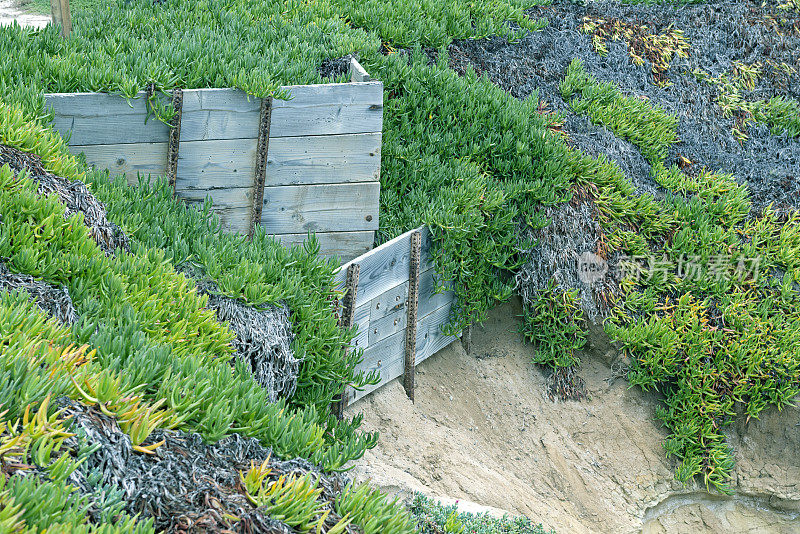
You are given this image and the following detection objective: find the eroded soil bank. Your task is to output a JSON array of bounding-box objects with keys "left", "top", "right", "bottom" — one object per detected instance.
[{"left": 345, "top": 299, "right": 800, "bottom": 533}]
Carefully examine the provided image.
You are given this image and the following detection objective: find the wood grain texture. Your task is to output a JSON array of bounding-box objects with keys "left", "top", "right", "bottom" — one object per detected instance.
[
  {"left": 69, "top": 142, "right": 167, "bottom": 181},
  {"left": 260, "top": 182, "right": 380, "bottom": 234},
  {"left": 348, "top": 299, "right": 458, "bottom": 403},
  {"left": 179, "top": 182, "right": 379, "bottom": 235},
  {"left": 45, "top": 81, "right": 382, "bottom": 145},
  {"left": 351, "top": 301, "right": 371, "bottom": 350},
  {"left": 419, "top": 265, "right": 455, "bottom": 318},
  {"left": 369, "top": 281, "right": 408, "bottom": 322},
  {"left": 349, "top": 329, "right": 404, "bottom": 403},
  {"left": 350, "top": 58, "right": 372, "bottom": 83},
  {"left": 369, "top": 305, "right": 407, "bottom": 346},
  {"left": 348, "top": 281, "right": 407, "bottom": 351},
  {"left": 69, "top": 132, "right": 381, "bottom": 190},
  {"left": 266, "top": 133, "right": 381, "bottom": 185},
  {"left": 334, "top": 226, "right": 434, "bottom": 304},
  {"left": 46, "top": 92, "right": 170, "bottom": 146},
  {"left": 176, "top": 138, "right": 258, "bottom": 190},
  {"left": 179, "top": 85, "right": 384, "bottom": 140},
  {"left": 415, "top": 300, "right": 459, "bottom": 365}
]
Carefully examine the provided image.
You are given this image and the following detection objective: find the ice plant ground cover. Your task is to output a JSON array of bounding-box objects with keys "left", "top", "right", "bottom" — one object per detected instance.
[{"left": 0, "top": 0, "right": 798, "bottom": 531}]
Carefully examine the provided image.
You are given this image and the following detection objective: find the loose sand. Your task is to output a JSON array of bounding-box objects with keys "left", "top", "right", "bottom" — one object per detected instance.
[{"left": 345, "top": 298, "right": 800, "bottom": 533}]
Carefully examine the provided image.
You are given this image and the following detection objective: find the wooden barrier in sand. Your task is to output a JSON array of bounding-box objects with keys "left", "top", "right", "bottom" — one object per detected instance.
[{"left": 334, "top": 226, "right": 461, "bottom": 408}]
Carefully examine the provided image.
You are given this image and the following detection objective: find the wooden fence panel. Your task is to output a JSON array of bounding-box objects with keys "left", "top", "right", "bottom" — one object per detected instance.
[
  {"left": 334, "top": 226, "right": 462, "bottom": 405},
  {"left": 47, "top": 92, "right": 170, "bottom": 145},
  {"left": 44, "top": 59, "right": 382, "bottom": 263}
]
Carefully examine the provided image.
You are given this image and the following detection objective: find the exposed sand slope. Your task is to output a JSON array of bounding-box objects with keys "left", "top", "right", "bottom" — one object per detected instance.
[{"left": 346, "top": 298, "right": 800, "bottom": 533}]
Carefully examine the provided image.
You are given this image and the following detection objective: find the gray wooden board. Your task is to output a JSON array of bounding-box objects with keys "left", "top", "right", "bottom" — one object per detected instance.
[
  {"left": 349, "top": 328, "right": 404, "bottom": 403},
  {"left": 176, "top": 139, "right": 258, "bottom": 190},
  {"left": 269, "top": 83, "right": 383, "bottom": 138},
  {"left": 273, "top": 231, "right": 374, "bottom": 263},
  {"left": 349, "top": 298, "right": 458, "bottom": 403},
  {"left": 369, "top": 281, "right": 408, "bottom": 322},
  {"left": 177, "top": 185, "right": 252, "bottom": 209},
  {"left": 180, "top": 182, "right": 379, "bottom": 235},
  {"left": 260, "top": 182, "right": 379, "bottom": 234},
  {"left": 351, "top": 300, "right": 371, "bottom": 350},
  {"left": 170, "top": 133, "right": 381, "bottom": 190},
  {"left": 350, "top": 58, "right": 371, "bottom": 83},
  {"left": 348, "top": 281, "right": 407, "bottom": 350},
  {"left": 415, "top": 300, "right": 459, "bottom": 365},
  {"left": 266, "top": 133, "right": 381, "bottom": 186},
  {"left": 69, "top": 132, "right": 380, "bottom": 189},
  {"left": 46, "top": 92, "right": 170, "bottom": 146},
  {"left": 419, "top": 265, "right": 455, "bottom": 318},
  {"left": 70, "top": 142, "right": 167, "bottom": 181},
  {"left": 333, "top": 226, "right": 434, "bottom": 304},
  {"left": 368, "top": 305, "right": 407, "bottom": 346},
  {"left": 45, "top": 82, "right": 382, "bottom": 145}
]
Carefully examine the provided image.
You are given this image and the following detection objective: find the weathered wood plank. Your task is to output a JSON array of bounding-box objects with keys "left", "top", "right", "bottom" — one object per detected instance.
[
  {"left": 46, "top": 92, "right": 170, "bottom": 146},
  {"left": 75, "top": 132, "right": 380, "bottom": 190},
  {"left": 180, "top": 183, "right": 380, "bottom": 235},
  {"left": 351, "top": 301, "right": 370, "bottom": 350},
  {"left": 350, "top": 58, "right": 371, "bottom": 83},
  {"left": 347, "top": 280, "right": 407, "bottom": 352},
  {"left": 368, "top": 305, "right": 407, "bottom": 346},
  {"left": 369, "top": 281, "right": 408, "bottom": 322},
  {"left": 334, "top": 230, "right": 412, "bottom": 304},
  {"left": 177, "top": 186, "right": 252, "bottom": 209},
  {"left": 349, "top": 298, "right": 458, "bottom": 403},
  {"left": 273, "top": 82, "right": 383, "bottom": 108},
  {"left": 180, "top": 83, "right": 382, "bottom": 113},
  {"left": 350, "top": 329, "right": 404, "bottom": 403},
  {"left": 46, "top": 81, "right": 382, "bottom": 145},
  {"left": 169, "top": 134, "right": 381, "bottom": 189},
  {"left": 419, "top": 265, "right": 455, "bottom": 318},
  {"left": 266, "top": 133, "right": 381, "bottom": 185},
  {"left": 69, "top": 142, "right": 167, "bottom": 181},
  {"left": 334, "top": 226, "right": 435, "bottom": 305},
  {"left": 179, "top": 90, "right": 260, "bottom": 142},
  {"left": 180, "top": 85, "right": 383, "bottom": 140},
  {"left": 176, "top": 84, "right": 384, "bottom": 140},
  {"left": 261, "top": 182, "right": 380, "bottom": 234},
  {"left": 273, "top": 231, "right": 374, "bottom": 263},
  {"left": 176, "top": 139, "right": 258, "bottom": 190},
  {"left": 416, "top": 300, "right": 459, "bottom": 365}
]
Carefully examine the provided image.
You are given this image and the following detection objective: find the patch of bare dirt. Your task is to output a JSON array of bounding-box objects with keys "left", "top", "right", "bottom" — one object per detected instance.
[
  {"left": 0, "top": 0, "right": 50, "bottom": 28},
  {"left": 345, "top": 298, "right": 800, "bottom": 533}
]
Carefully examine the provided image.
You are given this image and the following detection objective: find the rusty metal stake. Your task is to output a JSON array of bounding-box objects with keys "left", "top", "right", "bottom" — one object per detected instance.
[
  {"left": 462, "top": 323, "right": 472, "bottom": 355},
  {"left": 166, "top": 88, "right": 183, "bottom": 194},
  {"left": 403, "top": 230, "right": 421, "bottom": 401},
  {"left": 248, "top": 96, "right": 273, "bottom": 239},
  {"left": 333, "top": 263, "right": 360, "bottom": 418}
]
